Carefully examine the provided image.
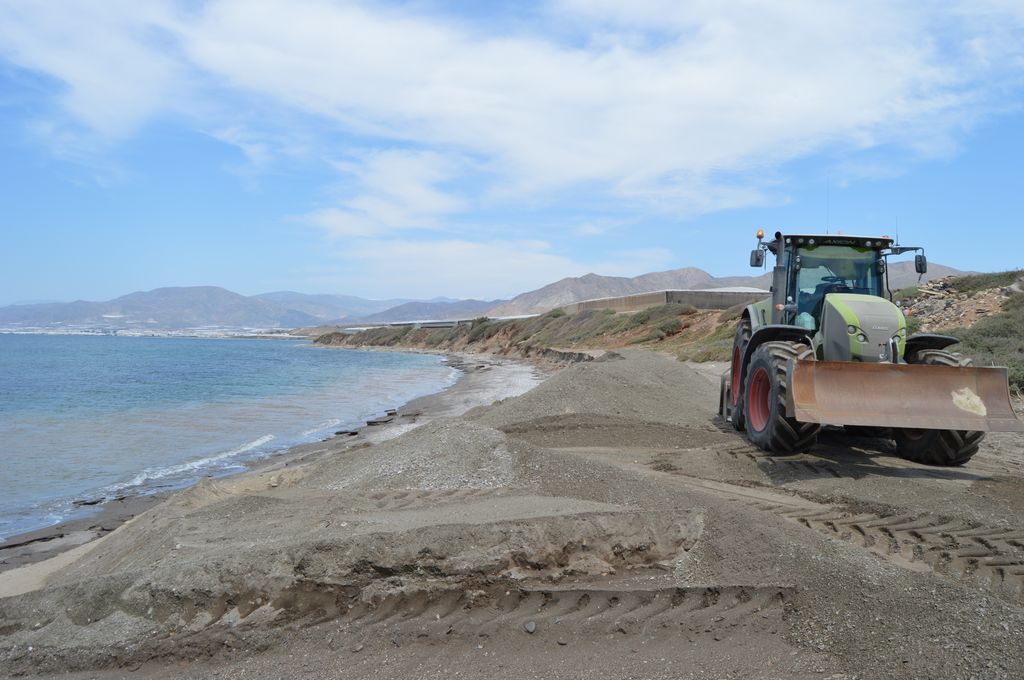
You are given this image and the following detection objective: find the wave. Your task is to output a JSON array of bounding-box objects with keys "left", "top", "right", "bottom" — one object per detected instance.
[
  {"left": 300, "top": 418, "right": 342, "bottom": 437},
  {"left": 106, "top": 434, "right": 276, "bottom": 494}
]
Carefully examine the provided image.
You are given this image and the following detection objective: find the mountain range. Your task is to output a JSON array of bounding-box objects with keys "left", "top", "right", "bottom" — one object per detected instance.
[
  {"left": 486, "top": 260, "right": 958, "bottom": 316},
  {"left": 0, "top": 261, "right": 964, "bottom": 331}
]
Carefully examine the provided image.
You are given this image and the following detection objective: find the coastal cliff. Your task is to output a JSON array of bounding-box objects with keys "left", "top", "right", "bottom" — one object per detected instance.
[{"left": 313, "top": 303, "right": 738, "bottom": 364}]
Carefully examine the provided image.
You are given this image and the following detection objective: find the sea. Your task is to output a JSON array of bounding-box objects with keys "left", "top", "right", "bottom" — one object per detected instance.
[{"left": 0, "top": 334, "right": 459, "bottom": 541}]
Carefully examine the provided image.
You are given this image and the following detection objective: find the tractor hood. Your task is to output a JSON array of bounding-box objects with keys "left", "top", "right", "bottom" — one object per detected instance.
[{"left": 820, "top": 293, "right": 906, "bottom": 362}]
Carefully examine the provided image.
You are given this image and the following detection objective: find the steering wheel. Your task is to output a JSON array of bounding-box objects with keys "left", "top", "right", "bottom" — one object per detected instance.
[{"left": 821, "top": 276, "right": 846, "bottom": 283}]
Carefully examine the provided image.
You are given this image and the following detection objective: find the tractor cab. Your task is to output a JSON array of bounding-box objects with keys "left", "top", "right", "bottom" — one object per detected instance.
[
  {"left": 785, "top": 240, "right": 886, "bottom": 331},
  {"left": 750, "top": 232, "right": 921, "bottom": 363},
  {"left": 755, "top": 233, "right": 902, "bottom": 326}
]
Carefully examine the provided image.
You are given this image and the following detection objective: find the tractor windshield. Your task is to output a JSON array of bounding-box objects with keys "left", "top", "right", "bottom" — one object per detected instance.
[{"left": 792, "top": 245, "right": 882, "bottom": 326}]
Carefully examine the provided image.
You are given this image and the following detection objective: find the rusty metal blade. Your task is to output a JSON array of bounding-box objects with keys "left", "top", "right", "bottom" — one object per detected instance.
[{"left": 787, "top": 360, "right": 1024, "bottom": 432}]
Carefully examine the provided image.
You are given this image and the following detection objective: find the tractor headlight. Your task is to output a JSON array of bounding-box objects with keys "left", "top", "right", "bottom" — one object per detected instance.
[
  {"left": 857, "top": 334, "right": 867, "bottom": 343},
  {"left": 847, "top": 325, "right": 857, "bottom": 335}
]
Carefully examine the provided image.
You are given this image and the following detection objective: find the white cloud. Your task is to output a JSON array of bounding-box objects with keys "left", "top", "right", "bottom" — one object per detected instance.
[
  {"left": 208, "top": 126, "right": 272, "bottom": 169},
  {"left": 2, "top": 0, "right": 1024, "bottom": 230},
  {"left": 0, "top": 0, "right": 184, "bottom": 142},
  {"left": 298, "top": 149, "right": 466, "bottom": 236}
]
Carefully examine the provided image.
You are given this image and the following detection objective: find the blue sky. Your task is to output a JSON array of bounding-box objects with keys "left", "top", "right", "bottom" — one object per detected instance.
[{"left": 2, "top": 1, "right": 1023, "bottom": 305}]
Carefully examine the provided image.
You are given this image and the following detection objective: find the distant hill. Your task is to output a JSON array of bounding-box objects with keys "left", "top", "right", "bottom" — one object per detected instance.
[
  {"left": 253, "top": 291, "right": 413, "bottom": 320},
  {"left": 487, "top": 261, "right": 964, "bottom": 316},
  {"left": 356, "top": 299, "right": 505, "bottom": 324},
  {"left": 887, "top": 260, "right": 965, "bottom": 289},
  {"left": 0, "top": 260, "right": 967, "bottom": 332},
  {"left": 0, "top": 286, "right": 321, "bottom": 330},
  {"left": 486, "top": 268, "right": 757, "bottom": 316}
]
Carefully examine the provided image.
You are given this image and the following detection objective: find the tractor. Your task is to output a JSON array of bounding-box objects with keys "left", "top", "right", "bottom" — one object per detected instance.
[{"left": 720, "top": 230, "right": 1023, "bottom": 465}]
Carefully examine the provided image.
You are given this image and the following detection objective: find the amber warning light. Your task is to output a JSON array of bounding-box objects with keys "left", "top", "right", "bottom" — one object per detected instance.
[{"left": 756, "top": 229, "right": 764, "bottom": 239}]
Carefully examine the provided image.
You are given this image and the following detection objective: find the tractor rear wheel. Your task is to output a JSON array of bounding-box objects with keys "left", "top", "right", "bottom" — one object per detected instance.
[
  {"left": 744, "top": 341, "right": 820, "bottom": 453},
  {"left": 729, "top": 318, "right": 752, "bottom": 431},
  {"left": 892, "top": 350, "right": 986, "bottom": 466}
]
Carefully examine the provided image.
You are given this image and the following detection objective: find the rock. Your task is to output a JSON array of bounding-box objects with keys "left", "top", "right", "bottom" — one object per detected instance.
[
  {"left": 557, "top": 638, "right": 568, "bottom": 646},
  {"left": 524, "top": 621, "right": 537, "bottom": 634},
  {"left": 390, "top": 631, "right": 402, "bottom": 647}
]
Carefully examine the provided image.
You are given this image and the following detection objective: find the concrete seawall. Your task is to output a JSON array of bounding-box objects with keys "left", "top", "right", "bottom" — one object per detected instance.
[{"left": 561, "top": 289, "right": 768, "bottom": 314}]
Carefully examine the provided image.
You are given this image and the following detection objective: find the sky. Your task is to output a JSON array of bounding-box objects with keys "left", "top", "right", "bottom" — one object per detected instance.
[{"left": 2, "top": 0, "right": 1024, "bottom": 305}]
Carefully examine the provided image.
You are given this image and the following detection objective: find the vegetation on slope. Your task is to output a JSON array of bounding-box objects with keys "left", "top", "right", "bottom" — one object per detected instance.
[
  {"left": 949, "top": 270, "right": 1023, "bottom": 296},
  {"left": 945, "top": 291, "right": 1024, "bottom": 390},
  {"left": 316, "top": 269, "right": 1024, "bottom": 390},
  {"left": 315, "top": 303, "right": 733, "bottom": 358}
]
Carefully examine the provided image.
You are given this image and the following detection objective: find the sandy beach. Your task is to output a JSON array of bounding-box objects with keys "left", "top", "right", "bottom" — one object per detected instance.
[
  {"left": 0, "top": 352, "right": 544, "bottom": 576},
  {"left": 2, "top": 349, "right": 1023, "bottom": 679}
]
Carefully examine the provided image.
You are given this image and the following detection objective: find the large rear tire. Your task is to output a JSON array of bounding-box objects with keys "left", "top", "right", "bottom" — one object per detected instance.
[
  {"left": 892, "top": 350, "right": 985, "bottom": 466},
  {"left": 729, "top": 318, "right": 752, "bottom": 431},
  {"left": 744, "top": 341, "right": 820, "bottom": 453}
]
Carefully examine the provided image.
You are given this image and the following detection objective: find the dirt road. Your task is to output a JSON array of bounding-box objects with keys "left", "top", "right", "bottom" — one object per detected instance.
[{"left": 2, "top": 351, "right": 1023, "bottom": 678}]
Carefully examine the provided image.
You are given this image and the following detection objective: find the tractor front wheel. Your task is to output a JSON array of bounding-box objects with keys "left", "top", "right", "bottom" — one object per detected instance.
[
  {"left": 892, "top": 350, "right": 985, "bottom": 466},
  {"left": 729, "top": 318, "right": 752, "bottom": 431},
  {"left": 744, "top": 341, "right": 820, "bottom": 453}
]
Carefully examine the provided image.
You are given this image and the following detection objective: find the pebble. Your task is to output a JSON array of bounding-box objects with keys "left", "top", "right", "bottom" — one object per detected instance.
[{"left": 524, "top": 621, "right": 537, "bottom": 634}]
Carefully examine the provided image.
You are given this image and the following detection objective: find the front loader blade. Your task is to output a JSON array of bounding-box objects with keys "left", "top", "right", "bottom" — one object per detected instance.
[{"left": 788, "top": 360, "right": 1024, "bottom": 432}]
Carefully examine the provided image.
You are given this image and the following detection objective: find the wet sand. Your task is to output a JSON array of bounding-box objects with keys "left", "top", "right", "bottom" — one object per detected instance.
[{"left": 0, "top": 352, "right": 545, "bottom": 575}]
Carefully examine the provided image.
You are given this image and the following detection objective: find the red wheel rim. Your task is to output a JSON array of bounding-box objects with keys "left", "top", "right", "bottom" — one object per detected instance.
[
  {"left": 748, "top": 367, "right": 771, "bottom": 432},
  {"left": 731, "top": 345, "right": 742, "bottom": 406}
]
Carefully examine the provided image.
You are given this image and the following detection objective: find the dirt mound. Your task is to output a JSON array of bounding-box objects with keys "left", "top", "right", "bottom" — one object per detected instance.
[
  {"left": 3, "top": 350, "right": 1024, "bottom": 678},
  {"left": 470, "top": 350, "right": 715, "bottom": 431},
  {"left": 308, "top": 419, "right": 534, "bottom": 491}
]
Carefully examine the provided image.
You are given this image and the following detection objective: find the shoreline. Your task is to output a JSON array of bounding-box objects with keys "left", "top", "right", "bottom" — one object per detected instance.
[{"left": 0, "top": 350, "right": 547, "bottom": 576}]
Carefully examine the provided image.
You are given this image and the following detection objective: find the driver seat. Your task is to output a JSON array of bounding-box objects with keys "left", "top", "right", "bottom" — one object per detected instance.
[{"left": 809, "top": 282, "right": 851, "bottom": 323}]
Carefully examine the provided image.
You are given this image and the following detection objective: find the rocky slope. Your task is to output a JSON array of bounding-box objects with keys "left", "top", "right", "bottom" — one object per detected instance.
[{"left": 903, "top": 275, "right": 1017, "bottom": 332}]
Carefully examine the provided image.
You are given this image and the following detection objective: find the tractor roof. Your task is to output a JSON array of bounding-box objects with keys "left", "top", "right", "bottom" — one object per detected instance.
[{"left": 778, "top": 233, "right": 894, "bottom": 249}]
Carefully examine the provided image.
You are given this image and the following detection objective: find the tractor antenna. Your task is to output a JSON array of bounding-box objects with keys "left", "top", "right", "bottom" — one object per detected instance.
[
  {"left": 895, "top": 216, "right": 900, "bottom": 245},
  {"left": 826, "top": 175, "right": 831, "bottom": 234}
]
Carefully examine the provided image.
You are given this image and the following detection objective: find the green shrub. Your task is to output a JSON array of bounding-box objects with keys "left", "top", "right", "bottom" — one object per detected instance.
[
  {"left": 546, "top": 308, "right": 567, "bottom": 318},
  {"left": 940, "top": 292, "right": 1024, "bottom": 389},
  {"left": 467, "top": 320, "right": 498, "bottom": 343},
  {"left": 894, "top": 286, "right": 920, "bottom": 304},
  {"left": 951, "top": 270, "right": 1023, "bottom": 296},
  {"left": 658, "top": 318, "right": 683, "bottom": 336},
  {"left": 676, "top": 321, "right": 735, "bottom": 362},
  {"left": 717, "top": 302, "right": 746, "bottom": 322}
]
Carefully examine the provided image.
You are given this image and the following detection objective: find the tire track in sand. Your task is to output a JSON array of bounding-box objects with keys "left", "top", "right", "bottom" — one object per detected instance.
[
  {"left": 652, "top": 461, "right": 1024, "bottom": 604},
  {"left": 559, "top": 447, "right": 1024, "bottom": 605}
]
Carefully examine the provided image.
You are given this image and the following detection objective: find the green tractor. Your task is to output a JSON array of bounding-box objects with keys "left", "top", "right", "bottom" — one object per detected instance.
[{"left": 720, "top": 230, "right": 1022, "bottom": 466}]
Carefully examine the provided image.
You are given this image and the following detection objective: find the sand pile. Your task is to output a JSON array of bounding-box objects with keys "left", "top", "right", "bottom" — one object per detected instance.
[
  {"left": 2, "top": 350, "right": 1024, "bottom": 678},
  {"left": 470, "top": 351, "right": 716, "bottom": 431},
  {"left": 308, "top": 419, "right": 533, "bottom": 491}
]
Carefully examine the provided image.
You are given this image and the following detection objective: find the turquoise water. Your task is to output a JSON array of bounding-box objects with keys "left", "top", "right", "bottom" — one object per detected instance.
[{"left": 0, "top": 335, "right": 457, "bottom": 540}]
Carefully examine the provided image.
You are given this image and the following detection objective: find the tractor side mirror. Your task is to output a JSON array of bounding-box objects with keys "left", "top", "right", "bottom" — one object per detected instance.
[
  {"left": 750, "top": 249, "right": 764, "bottom": 268},
  {"left": 915, "top": 254, "right": 927, "bottom": 274}
]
